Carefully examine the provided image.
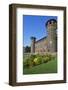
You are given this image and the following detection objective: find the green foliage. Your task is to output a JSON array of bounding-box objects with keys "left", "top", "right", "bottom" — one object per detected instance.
[
  {"left": 23, "top": 58, "right": 57, "bottom": 74},
  {"left": 29, "top": 54, "right": 36, "bottom": 60},
  {"left": 43, "top": 54, "right": 52, "bottom": 63},
  {"left": 23, "top": 54, "right": 36, "bottom": 68},
  {"left": 24, "top": 46, "right": 31, "bottom": 53},
  {"left": 23, "top": 58, "right": 30, "bottom": 68},
  {"left": 23, "top": 53, "right": 57, "bottom": 68},
  {"left": 33, "top": 56, "right": 42, "bottom": 65}
]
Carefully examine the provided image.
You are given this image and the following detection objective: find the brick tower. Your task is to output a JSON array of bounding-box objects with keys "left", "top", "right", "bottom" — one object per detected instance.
[{"left": 46, "top": 19, "right": 57, "bottom": 52}]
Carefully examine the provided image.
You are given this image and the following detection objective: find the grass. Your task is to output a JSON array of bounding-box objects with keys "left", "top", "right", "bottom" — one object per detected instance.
[{"left": 23, "top": 57, "right": 57, "bottom": 74}]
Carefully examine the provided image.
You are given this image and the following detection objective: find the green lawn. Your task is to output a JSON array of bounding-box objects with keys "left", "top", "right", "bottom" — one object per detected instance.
[{"left": 23, "top": 58, "right": 57, "bottom": 74}]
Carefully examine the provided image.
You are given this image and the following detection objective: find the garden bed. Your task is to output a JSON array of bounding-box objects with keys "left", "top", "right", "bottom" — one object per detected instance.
[{"left": 23, "top": 58, "right": 57, "bottom": 74}]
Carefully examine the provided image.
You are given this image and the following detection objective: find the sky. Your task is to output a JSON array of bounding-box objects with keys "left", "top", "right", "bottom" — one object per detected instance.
[{"left": 23, "top": 15, "right": 57, "bottom": 47}]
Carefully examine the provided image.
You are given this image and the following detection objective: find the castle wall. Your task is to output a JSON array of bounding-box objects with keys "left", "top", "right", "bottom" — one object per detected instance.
[
  {"left": 35, "top": 38, "right": 48, "bottom": 54},
  {"left": 31, "top": 19, "right": 57, "bottom": 54}
]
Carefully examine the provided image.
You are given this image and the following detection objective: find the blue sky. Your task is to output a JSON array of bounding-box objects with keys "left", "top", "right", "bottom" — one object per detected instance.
[{"left": 23, "top": 15, "right": 57, "bottom": 46}]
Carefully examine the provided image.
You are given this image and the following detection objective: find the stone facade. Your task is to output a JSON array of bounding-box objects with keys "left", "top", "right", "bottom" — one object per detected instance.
[
  {"left": 31, "top": 37, "right": 36, "bottom": 53},
  {"left": 31, "top": 19, "right": 57, "bottom": 54},
  {"left": 35, "top": 37, "right": 48, "bottom": 54}
]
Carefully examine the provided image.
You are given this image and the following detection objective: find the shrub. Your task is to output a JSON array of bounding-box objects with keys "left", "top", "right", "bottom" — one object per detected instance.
[
  {"left": 23, "top": 53, "right": 56, "bottom": 68},
  {"left": 51, "top": 55, "right": 56, "bottom": 60},
  {"left": 29, "top": 54, "right": 36, "bottom": 60},
  {"left": 33, "top": 56, "right": 42, "bottom": 65},
  {"left": 42, "top": 54, "right": 52, "bottom": 63},
  {"left": 23, "top": 54, "right": 36, "bottom": 68},
  {"left": 23, "top": 58, "right": 30, "bottom": 68}
]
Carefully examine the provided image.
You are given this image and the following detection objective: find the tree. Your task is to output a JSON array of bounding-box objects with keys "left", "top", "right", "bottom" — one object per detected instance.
[{"left": 25, "top": 46, "right": 31, "bottom": 53}]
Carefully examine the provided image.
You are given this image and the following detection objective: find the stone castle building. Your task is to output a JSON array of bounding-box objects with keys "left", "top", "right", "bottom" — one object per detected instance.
[{"left": 31, "top": 19, "right": 57, "bottom": 54}]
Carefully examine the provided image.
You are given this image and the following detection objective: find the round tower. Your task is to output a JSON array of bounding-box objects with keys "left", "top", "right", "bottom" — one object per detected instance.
[
  {"left": 31, "top": 37, "right": 36, "bottom": 53},
  {"left": 46, "top": 19, "right": 57, "bottom": 52}
]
